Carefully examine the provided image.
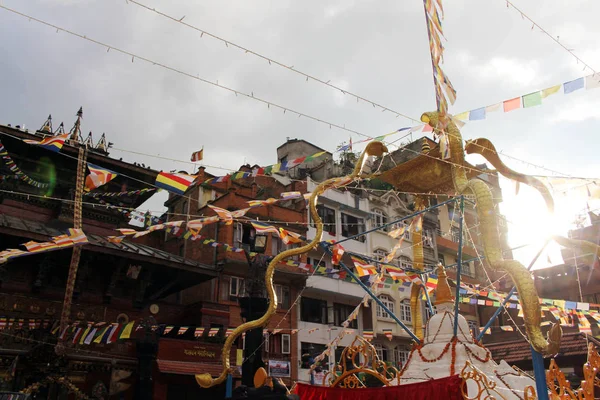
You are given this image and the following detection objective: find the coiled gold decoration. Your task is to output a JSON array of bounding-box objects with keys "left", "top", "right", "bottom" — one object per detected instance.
[
  {"left": 195, "top": 141, "right": 388, "bottom": 388},
  {"left": 421, "top": 111, "right": 562, "bottom": 356}
]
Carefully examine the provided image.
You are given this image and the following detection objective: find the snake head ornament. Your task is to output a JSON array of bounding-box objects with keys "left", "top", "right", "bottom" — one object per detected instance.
[{"left": 195, "top": 141, "right": 387, "bottom": 389}]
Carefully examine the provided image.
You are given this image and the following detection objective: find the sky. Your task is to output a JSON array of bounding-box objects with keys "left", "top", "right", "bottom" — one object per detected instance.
[{"left": 0, "top": 0, "right": 598, "bottom": 269}]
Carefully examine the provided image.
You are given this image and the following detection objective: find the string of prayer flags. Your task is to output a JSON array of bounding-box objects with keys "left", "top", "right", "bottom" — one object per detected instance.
[
  {"left": 362, "top": 330, "right": 374, "bottom": 341},
  {"left": 350, "top": 255, "right": 378, "bottom": 277},
  {"left": 23, "top": 133, "right": 69, "bottom": 152},
  {"left": 84, "top": 187, "right": 156, "bottom": 199},
  {"left": 0, "top": 229, "right": 88, "bottom": 264},
  {"left": 0, "top": 139, "right": 50, "bottom": 189},
  {"left": 195, "top": 328, "right": 204, "bottom": 337},
  {"left": 155, "top": 172, "right": 197, "bottom": 195},
  {"left": 208, "top": 327, "right": 220, "bottom": 337}
]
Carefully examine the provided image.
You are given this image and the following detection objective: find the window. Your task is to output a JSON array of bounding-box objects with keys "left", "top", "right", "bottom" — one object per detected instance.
[
  {"left": 341, "top": 213, "right": 366, "bottom": 242},
  {"left": 451, "top": 226, "right": 461, "bottom": 243},
  {"left": 373, "top": 209, "right": 387, "bottom": 230},
  {"left": 467, "top": 320, "right": 479, "bottom": 338},
  {"left": 275, "top": 284, "right": 291, "bottom": 309},
  {"left": 373, "top": 249, "right": 387, "bottom": 262},
  {"left": 456, "top": 259, "right": 475, "bottom": 278},
  {"left": 375, "top": 344, "right": 389, "bottom": 362},
  {"left": 301, "top": 342, "right": 328, "bottom": 369},
  {"left": 438, "top": 255, "right": 445, "bottom": 266},
  {"left": 280, "top": 155, "right": 288, "bottom": 164},
  {"left": 234, "top": 223, "right": 256, "bottom": 249},
  {"left": 399, "top": 299, "right": 412, "bottom": 323},
  {"left": 301, "top": 297, "right": 328, "bottom": 324},
  {"left": 376, "top": 295, "right": 395, "bottom": 319},
  {"left": 314, "top": 205, "right": 336, "bottom": 235},
  {"left": 229, "top": 276, "right": 244, "bottom": 301},
  {"left": 181, "top": 200, "right": 188, "bottom": 214},
  {"left": 399, "top": 256, "right": 412, "bottom": 270},
  {"left": 282, "top": 334, "right": 291, "bottom": 354},
  {"left": 394, "top": 345, "right": 410, "bottom": 368},
  {"left": 423, "top": 229, "right": 434, "bottom": 247},
  {"left": 333, "top": 303, "right": 358, "bottom": 329}
]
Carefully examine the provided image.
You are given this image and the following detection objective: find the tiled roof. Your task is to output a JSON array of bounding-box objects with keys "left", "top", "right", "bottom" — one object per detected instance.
[
  {"left": 486, "top": 332, "right": 600, "bottom": 364},
  {"left": 0, "top": 213, "right": 217, "bottom": 274}
]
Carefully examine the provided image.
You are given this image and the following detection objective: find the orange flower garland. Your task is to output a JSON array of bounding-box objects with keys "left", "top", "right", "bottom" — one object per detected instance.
[{"left": 450, "top": 337, "right": 457, "bottom": 375}]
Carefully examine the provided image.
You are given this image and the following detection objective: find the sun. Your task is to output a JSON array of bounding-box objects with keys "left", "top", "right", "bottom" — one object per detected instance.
[{"left": 497, "top": 177, "right": 589, "bottom": 269}]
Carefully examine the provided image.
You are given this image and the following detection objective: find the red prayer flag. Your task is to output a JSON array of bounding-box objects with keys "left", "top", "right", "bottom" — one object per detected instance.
[{"left": 503, "top": 97, "right": 521, "bottom": 112}]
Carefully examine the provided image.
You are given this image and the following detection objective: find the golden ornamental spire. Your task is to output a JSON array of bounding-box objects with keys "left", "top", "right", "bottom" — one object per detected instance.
[{"left": 434, "top": 263, "right": 454, "bottom": 305}]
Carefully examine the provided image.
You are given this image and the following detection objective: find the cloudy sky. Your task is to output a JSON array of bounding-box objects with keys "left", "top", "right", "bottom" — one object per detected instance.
[{"left": 0, "top": 0, "right": 598, "bottom": 267}]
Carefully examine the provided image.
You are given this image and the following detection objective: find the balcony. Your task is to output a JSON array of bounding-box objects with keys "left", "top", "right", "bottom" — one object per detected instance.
[{"left": 435, "top": 229, "right": 478, "bottom": 258}]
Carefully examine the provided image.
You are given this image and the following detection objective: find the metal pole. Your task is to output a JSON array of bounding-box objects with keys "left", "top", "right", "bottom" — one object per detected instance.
[
  {"left": 531, "top": 346, "right": 550, "bottom": 400},
  {"left": 476, "top": 241, "right": 548, "bottom": 341},
  {"left": 329, "top": 197, "right": 459, "bottom": 246},
  {"left": 321, "top": 244, "right": 421, "bottom": 343},
  {"left": 225, "top": 374, "right": 233, "bottom": 398},
  {"left": 421, "top": 273, "right": 435, "bottom": 316},
  {"left": 453, "top": 196, "right": 464, "bottom": 337}
]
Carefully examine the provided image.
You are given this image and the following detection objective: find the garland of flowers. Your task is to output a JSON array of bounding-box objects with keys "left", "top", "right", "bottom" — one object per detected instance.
[
  {"left": 463, "top": 342, "right": 491, "bottom": 363},
  {"left": 21, "top": 376, "right": 90, "bottom": 399},
  {"left": 494, "top": 371, "right": 524, "bottom": 400},
  {"left": 416, "top": 340, "right": 452, "bottom": 363},
  {"left": 399, "top": 344, "right": 417, "bottom": 376}
]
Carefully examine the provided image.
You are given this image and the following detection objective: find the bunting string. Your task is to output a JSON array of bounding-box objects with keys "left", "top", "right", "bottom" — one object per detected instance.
[
  {"left": 0, "top": 139, "right": 50, "bottom": 189},
  {"left": 0, "top": 229, "right": 88, "bottom": 264}
]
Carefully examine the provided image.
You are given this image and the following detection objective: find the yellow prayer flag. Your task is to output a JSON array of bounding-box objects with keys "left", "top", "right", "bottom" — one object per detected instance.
[
  {"left": 79, "top": 327, "right": 91, "bottom": 345},
  {"left": 119, "top": 321, "right": 135, "bottom": 339},
  {"left": 454, "top": 111, "right": 469, "bottom": 120},
  {"left": 236, "top": 349, "right": 243, "bottom": 366},
  {"left": 541, "top": 85, "right": 561, "bottom": 98}
]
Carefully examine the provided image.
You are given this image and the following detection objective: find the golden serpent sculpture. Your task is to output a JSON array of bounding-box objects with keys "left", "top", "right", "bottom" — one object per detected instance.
[
  {"left": 421, "top": 111, "right": 563, "bottom": 356},
  {"left": 410, "top": 196, "right": 427, "bottom": 340},
  {"left": 195, "top": 141, "right": 389, "bottom": 388}
]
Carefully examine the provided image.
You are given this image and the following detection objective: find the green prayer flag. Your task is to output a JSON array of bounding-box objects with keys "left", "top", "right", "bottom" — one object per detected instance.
[{"left": 522, "top": 91, "right": 542, "bottom": 108}]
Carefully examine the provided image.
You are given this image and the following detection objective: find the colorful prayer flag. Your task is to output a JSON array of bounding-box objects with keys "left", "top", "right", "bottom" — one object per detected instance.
[
  {"left": 503, "top": 97, "right": 521, "bottom": 112},
  {"left": 120, "top": 321, "right": 135, "bottom": 339},
  {"left": 541, "top": 85, "right": 561, "bottom": 98},
  {"left": 208, "top": 327, "right": 220, "bottom": 337},
  {"left": 382, "top": 328, "right": 393, "bottom": 341},
  {"left": 67, "top": 228, "right": 88, "bottom": 244},
  {"left": 194, "top": 327, "right": 205, "bottom": 337},
  {"left": 362, "top": 330, "right": 374, "bottom": 341},
  {"left": 251, "top": 221, "right": 279, "bottom": 235},
  {"left": 155, "top": 172, "right": 196, "bottom": 195},
  {"left": 485, "top": 103, "right": 502, "bottom": 113},
  {"left": 23, "top": 133, "right": 69, "bottom": 152},
  {"left": 585, "top": 73, "right": 600, "bottom": 90},
  {"left": 163, "top": 326, "right": 174, "bottom": 335},
  {"left": 191, "top": 148, "right": 204, "bottom": 162},
  {"left": 522, "top": 91, "right": 542, "bottom": 108},
  {"left": 178, "top": 327, "right": 189, "bottom": 335},
  {"left": 279, "top": 228, "right": 303, "bottom": 244},
  {"left": 208, "top": 205, "right": 233, "bottom": 225},
  {"left": 469, "top": 108, "right": 486, "bottom": 120},
  {"left": 500, "top": 325, "right": 514, "bottom": 332},
  {"left": 564, "top": 77, "right": 584, "bottom": 94},
  {"left": 85, "top": 164, "right": 118, "bottom": 191},
  {"left": 331, "top": 244, "right": 345, "bottom": 265},
  {"left": 351, "top": 256, "right": 378, "bottom": 276}
]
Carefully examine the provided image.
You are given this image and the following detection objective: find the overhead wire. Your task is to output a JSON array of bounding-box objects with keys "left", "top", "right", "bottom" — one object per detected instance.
[{"left": 0, "top": 4, "right": 592, "bottom": 182}]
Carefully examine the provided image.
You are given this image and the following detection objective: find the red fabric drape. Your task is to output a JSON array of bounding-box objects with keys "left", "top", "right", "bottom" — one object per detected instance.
[{"left": 295, "top": 375, "right": 463, "bottom": 400}]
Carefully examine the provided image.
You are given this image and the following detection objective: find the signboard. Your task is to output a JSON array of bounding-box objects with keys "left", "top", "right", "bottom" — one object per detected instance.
[
  {"left": 157, "top": 338, "right": 236, "bottom": 364},
  {"left": 268, "top": 360, "right": 291, "bottom": 378}
]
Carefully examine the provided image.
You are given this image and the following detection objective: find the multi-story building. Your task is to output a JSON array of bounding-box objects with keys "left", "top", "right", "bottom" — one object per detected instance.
[
  {"left": 163, "top": 164, "right": 309, "bottom": 389},
  {"left": 0, "top": 113, "right": 225, "bottom": 399}
]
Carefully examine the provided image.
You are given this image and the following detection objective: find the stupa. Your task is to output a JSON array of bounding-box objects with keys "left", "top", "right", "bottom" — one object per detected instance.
[{"left": 398, "top": 265, "right": 538, "bottom": 399}]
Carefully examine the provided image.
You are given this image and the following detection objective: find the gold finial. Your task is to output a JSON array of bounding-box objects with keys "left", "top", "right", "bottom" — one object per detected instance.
[
  {"left": 422, "top": 138, "right": 431, "bottom": 154},
  {"left": 434, "top": 264, "right": 454, "bottom": 305}
]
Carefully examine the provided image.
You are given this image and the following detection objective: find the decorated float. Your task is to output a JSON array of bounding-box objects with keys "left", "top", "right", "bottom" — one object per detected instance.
[{"left": 194, "top": 0, "right": 600, "bottom": 399}]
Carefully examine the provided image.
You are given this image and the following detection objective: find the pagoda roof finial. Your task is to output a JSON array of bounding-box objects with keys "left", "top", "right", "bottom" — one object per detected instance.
[
  {"left": 434, "top": 264, "right": 454, "bottom": 305},
  {"left": 38, "top": 114, "right": 53, "bottom": 134}
]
